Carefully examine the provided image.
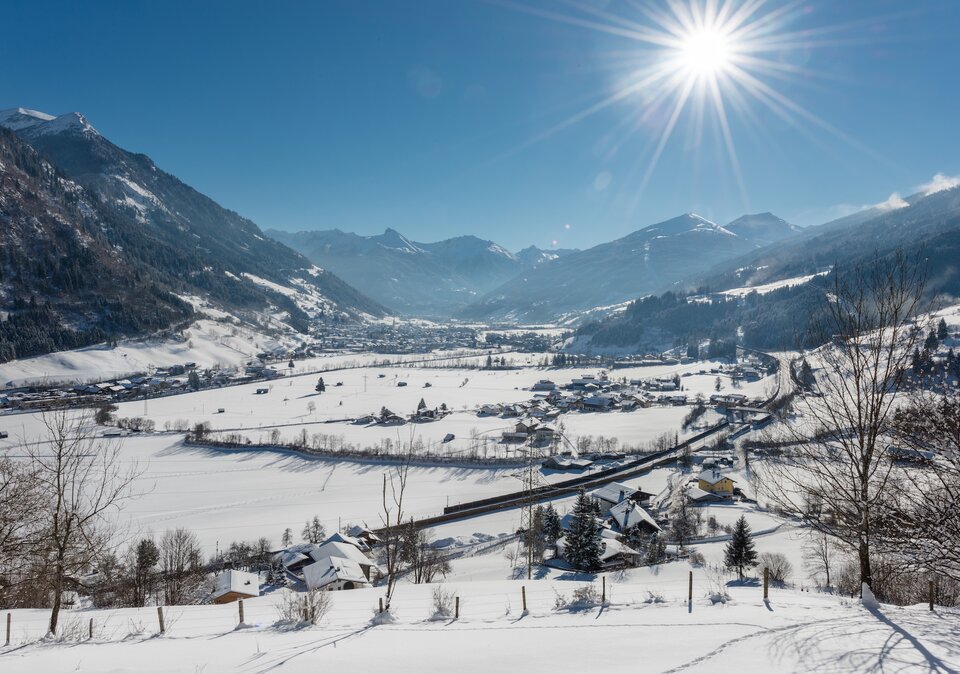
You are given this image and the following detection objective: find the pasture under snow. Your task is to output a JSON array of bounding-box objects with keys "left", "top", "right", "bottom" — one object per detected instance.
[{"left": 2, "top": 562, "right": 957, "bottom": 673}]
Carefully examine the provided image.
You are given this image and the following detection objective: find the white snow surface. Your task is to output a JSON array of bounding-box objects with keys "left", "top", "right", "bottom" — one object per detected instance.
[{"left": 2, "top": 563, "right": 956, "bottom": 672}]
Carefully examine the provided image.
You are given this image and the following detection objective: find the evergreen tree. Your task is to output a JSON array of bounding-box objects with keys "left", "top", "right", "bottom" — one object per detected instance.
[
  {"left": 925, "top": 329, "right": 939, "bottom": 352},
  {"left": 417, "top": 398, "right": 427, "bottom": 412},
  {"left": 799, "top": 359, "right": 815, "bottom": 390},
  {"left": 131, "top": 538, "right": 160, "bottom": 607},
  {"left": 281, "top": 527, "right": 293, "bottom": 547},
  {"left": 644, "top": 533, "right": 667, "bottom": 565},
  {"left": 564, "top": 491, "right": 602, "bottom": 571},
  {"left": 724, "top": 515, "right": 758, "bottom": 579},
  {"left": 937, "top": 318, "right": 949, "bottom": 341},
  {"left": 543, "top": 504, "right": 562, "bottom": 546},
  {"left": 188, "top": 370, "right": 201, "bottom": 390},
  {"left": 669, "top": 493, "right": 699, "bottom": 550},
  {"left": 315, "top": 377, "right": 326, "bottom": 393}
]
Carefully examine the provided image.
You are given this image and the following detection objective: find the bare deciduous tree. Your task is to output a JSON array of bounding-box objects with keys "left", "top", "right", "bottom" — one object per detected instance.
[
  {"left": 379, "top": 453, "right": 411, "bottom": 610},
  {"left": 803, "top": 532, "right": 839, "bottom": 589},
  {"left": 0, "top": 457, "right": 43, "bottom": 605},
  {"left": 159, "top": 528, "right": 204, "bottom": 605},
  {"left": 400, "top": 520, "right": 451, "bottom": 584},
  {"left": 758, "top": 251, "right": 928, "bottom": 594},
  {"left": 28, "top": 410, "right": 141, "bottom": 634},
  {"left": 888, "top": 388, "right": 960, "bottom": 580}
]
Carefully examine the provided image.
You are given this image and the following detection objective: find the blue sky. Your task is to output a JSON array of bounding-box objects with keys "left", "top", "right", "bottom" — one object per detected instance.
[{"left": 2, "top": 0, "right": 959, "bottom": 250}]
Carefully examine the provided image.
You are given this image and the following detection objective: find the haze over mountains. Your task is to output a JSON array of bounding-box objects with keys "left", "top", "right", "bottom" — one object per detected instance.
[
  {"left": 576, "top": 180, "right": 960, "bottom": 354},
  {"left": 268, "top": 227, "right": 577, "bottom": 317},
  {"left": 458, "top": 211, "right": 803, "bottom": 322}
]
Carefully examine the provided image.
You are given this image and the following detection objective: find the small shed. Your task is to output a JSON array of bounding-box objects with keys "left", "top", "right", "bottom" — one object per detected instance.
[{"left": 212, "top": 570, "right": 260, "bottom": 604}]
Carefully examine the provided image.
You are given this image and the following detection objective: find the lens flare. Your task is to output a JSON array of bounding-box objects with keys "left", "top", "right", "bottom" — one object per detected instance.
[{"left": 497, "top": 0, "right": 876, "bottom": 211}]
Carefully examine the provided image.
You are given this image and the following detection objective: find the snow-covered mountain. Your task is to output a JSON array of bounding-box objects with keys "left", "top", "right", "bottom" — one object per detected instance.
[
  {"left": 461, "top": 213, "right": 784, "bottom": 322},
  {"left": 268, "top": 228, "right": 575, "bottom": 317},
  {"left": 0, "top": 108, "right": 385, "bottom": 362},
  {"left": 724, "top": 212, "right": 801, "bottom": 246}
]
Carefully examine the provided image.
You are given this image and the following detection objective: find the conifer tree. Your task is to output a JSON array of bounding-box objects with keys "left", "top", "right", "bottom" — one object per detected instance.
[
  {"left": 724, "top": 515, "right": 758, "bottom": 579},
  {"left": 564, "top": 491, "right": 602, "bottom": 571},
  {"left": 938, "top": 317, "right": 949, "bottom": 341},
  {"left": 543, "top": 504, "right": 562, "bottom": 546}
]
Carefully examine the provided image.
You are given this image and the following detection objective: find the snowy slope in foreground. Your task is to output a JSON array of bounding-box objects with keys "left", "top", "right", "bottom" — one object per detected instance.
[{"left": 2, "top": 569, "right": 956, "bottom": 673}]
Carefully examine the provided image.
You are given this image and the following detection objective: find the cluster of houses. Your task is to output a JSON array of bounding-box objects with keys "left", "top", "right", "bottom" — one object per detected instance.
[
  {"left": 471, "top": 371, "right": 770, "bottom": 448},
  {"left": 211, "top": 527, "right": 383, "bottom": 604},
  {"left": 354, "top": 401, "right": 452, "bottom": 427},
  {"left": 0, "top": 361, "right": 290, "bottom": 412},
  {"left": 555, "top": 482, "right": 663, "bottom": 569},
  {"left": 309, "top": 323, "right": 482, "bottom": 355}
]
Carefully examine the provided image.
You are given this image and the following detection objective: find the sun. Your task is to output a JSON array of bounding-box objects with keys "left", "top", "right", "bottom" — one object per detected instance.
[
  {"left": 679, "top": 27, "right": 732, "bottom": 78},
  {"left": 498, "top": 0, "right": 861, "bottom": 210}
]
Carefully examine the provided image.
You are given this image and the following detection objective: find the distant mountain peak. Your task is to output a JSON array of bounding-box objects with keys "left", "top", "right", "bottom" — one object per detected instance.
[
  {"left": 0, "top": 108, "right": 99, "bottom": 137},
  {"left": 725, "top": 212, "right": 800, "bottom": 245},
  {"left": 640, "top": 212, "right": 728, "bottom": 237},
  {"left": 0, "top": 107, "right": 56, "bottom": 131},
  {"left": 372, "top": 228, "right": 424, "bottom": 254}
]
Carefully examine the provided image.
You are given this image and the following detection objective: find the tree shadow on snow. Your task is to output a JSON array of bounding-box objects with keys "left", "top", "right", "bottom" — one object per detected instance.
[{"left": 765, "top": 604, "right": 960, "bottom": 674}]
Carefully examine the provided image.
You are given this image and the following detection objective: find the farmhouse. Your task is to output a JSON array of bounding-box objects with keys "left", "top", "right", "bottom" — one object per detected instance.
[
  {"left": 581, "top": 394, "right": 614, "bottom": 410},
  {"left": 303, "top": 556, "right": 371, "bottom": 592},
  {"left": 609, "top": 500, "right": 661, "bottom": 535},
  {"left": 590, "top": 482, "right": 652, "bottom": 510},
  {"left": 697, "top": 469, "right": 736, "bottom": 496},
  {"left": 599, "top": 539, "right": 642, "bottom": 569},
  {"left": 532, "top": 379, "right": 557, "bottom": 391}
]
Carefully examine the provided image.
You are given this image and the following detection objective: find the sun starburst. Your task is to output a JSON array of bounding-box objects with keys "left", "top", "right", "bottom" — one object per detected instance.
[{"left": 496, "top": 0, "right": 879, "bottom": 213}]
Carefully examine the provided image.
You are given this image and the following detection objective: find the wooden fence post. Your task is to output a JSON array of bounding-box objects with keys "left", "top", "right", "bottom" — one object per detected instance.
[
  {"left": 521, "top": 586, "right": 527, "bottom": 612},
  {"left": 601, "top": 576, "right": 606, "bottom": 603},
  {"left": 88, "top": 618, "right": 93, "bottom": 640},
  {"left": 379, "top": 597, "right": 384, "bottom": 614},
  {"left": 5, "top": 612, "right": 10, "bottom": 646},
  {"left": 455, "top": 596, "right": 460, "bottom": 620},
  {"left": 763, "top": 567, "right": 769, "bottom": 600},
  {"left": 929, "top": 579, "right": 935, "bottom": 612},
  {"left": 688, "top": 571, "right": 693, "bottom": 604},
  {"left": 238, "top": 599, "right": 245, "bottom": 625},
  {"left": 157, "top": 606, "right": 166, "bottom": 635}
]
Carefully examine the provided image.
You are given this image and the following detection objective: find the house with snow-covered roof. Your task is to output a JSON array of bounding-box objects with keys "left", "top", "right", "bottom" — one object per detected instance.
[
  {"left": 609, "top": 500, "right": 661, "bottom": 535},
  {"left": 308, "top": 541, "right": 380, "bottom": 581},
  {"left": 212, "top": 569, "right": 260, "bottom": 604},
  {"left": 697, "top": 469, "right": 736, "bottom": 496},
  {"left": 303, "top": 556, "right": 371, "bottom": 592},
  {"left": 589, "top": 482, "right": 653, "bottom": 510}
]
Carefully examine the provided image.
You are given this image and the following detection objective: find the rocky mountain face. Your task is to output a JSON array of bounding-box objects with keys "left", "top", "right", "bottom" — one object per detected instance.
[
  {"left": 267, "top": 228, "right": 575, "bottom": 317},
  {"left": 0, "top": 108, "right": 385, "bottom": 362}
]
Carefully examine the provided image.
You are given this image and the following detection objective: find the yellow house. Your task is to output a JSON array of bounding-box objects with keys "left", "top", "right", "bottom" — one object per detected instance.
[{"left": 697, "top": 469, "right": 736, "bottom": 495}]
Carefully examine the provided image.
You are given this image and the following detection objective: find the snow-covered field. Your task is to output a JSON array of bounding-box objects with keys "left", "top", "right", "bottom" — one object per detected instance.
[
  {"left": 2, "top": 562, "right": 957, "bottom": 673},
  {"left": 110, "top": 358, "right": 771, "bottom": 457},
  {"left": 6, "top": 344, "right": 952, "bottom": 673}
]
